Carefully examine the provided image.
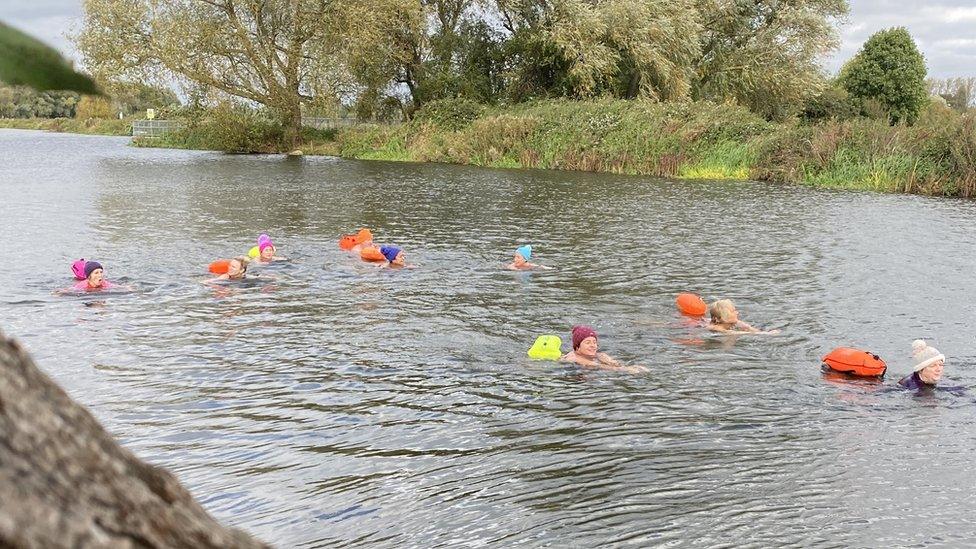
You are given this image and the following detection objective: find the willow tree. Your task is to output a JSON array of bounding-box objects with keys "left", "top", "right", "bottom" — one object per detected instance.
[
  {"left": 78, "top": 0, "right": 362, "bottom": 144},
  {"left": 693, "top": 0, "right": 849, "bottom": 119},
  {"left": 495, "top": 0, "right": 701, "bottom": 101}
]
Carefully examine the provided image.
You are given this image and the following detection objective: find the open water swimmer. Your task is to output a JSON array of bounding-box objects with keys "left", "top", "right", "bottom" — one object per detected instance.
[
  {"left": 560, "top": 325, "right": 647, "bottom": 373},
  {"left": 506, "top": 245, "right": 550, "bottom": 270},
  {"left": 707, "top": 299, "right": 779, "bottom": 334}
]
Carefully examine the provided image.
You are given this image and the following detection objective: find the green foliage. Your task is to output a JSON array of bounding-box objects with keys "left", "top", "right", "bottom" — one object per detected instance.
[
  {"left": 149, "top": 103, "right": 285, "bottom": 153},
  {"left": 0, "top": 21, "right": 99, "bottom": 94},
  {"left": 754, "top": 102, "right": 976, "bottom": 196},
  {"left": 75, "top": 95, "right": 113, "bottom": 119},
  {"left": 692, "top": 0, "right": 849, "bottom": 120},
  {"left": 840, "top": 27, "right": 928, "bottom": 125},
  {"left": 0, "top": 117, "right": 130, "bottom": 135},
  {"left": 500, "top": 0, "right": 702, "bottom": 101},
  {"left": 0, "top": 85, "right": 79, "bottom": 118},
  {"left": 802, "top": 86, "right": 858, "bottom": 122},
  {"left": 413, "top": 98, "right": 485, "bottom": 130}
]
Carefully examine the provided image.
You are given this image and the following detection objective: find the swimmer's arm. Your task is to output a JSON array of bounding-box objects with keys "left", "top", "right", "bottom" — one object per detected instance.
[
  {"left": 736, "top": 321, "right": 780, "bottom": 334},
  {"left": 597, "top": 353, "right": 622, "bottom": 367}
]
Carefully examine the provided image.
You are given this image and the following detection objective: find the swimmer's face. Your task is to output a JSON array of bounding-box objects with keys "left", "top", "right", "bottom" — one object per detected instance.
[
  {"left": 577, "top": 336, "right": 598, "bottom": 358},
  {"left": 88, "top": 268, "right": 104, "bottom": 286},
  {"left": 227, "top": 260, "right": 245, "bottom": 278},
  {"left": 260, "top": 246, "right": 274, "bottom": 260},
  {"left": 392, "top": 251, "right": 405, "bottom": 266},
  {"left": 726, "top": 305, "right": 739, "bottom": 323},
  {"left": 920, "top": 358, "right": 944, "bottom": 384},
  {"left": 513, "top": 253, "right": 526, "bottom": 266}
]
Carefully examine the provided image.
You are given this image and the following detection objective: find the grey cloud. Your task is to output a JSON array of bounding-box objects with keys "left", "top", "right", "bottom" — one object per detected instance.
[{"left": 827, "top": 0, "right": 976, "bottom": 77}]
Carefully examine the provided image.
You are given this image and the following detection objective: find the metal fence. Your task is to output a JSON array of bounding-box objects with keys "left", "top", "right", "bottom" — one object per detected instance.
[
  {"left": 131, "top": 117, "right": 361, "bottom": 138},
  {"left": 301, "top": 117, "right": 361, "bottom": 130},
  {"left": 131, "top": 119, "right": 182, "bottom": 138}
]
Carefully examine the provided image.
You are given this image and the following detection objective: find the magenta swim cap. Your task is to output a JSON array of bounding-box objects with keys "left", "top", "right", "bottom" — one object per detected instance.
[
  {"left": 71, "top": 259, "right": 87, "bottom": 280},
  {"left": 259, "top": 241, "right": 274, "bottom": 253}
]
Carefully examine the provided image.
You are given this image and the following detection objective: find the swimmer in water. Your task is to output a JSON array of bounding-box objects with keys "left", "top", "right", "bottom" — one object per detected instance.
[
  {"left": 75, "top": 261, "right": 114, "bottom": 291},
  {"left": 506, "top": 245, "right": 550, "bottom": 270},
  {"left": 707, "top": 299, "right": 779, "bottom": 334},
  {"left": 560, "top": 325, "right": 647, "bottom": 373},
  {"left": 207, "top": 256, "right": 250, "bottom": 282},
  {"left": 898, "top": 340, "right": 946, "bottom": 390},
  {"left": 379, "top": 245, "right": 414, "bottom": 268},
  {"left": 58, "top": 261, "right": 117, "bottom": 294},
  {"left": 255, "top": 240, "right": 287, "bottom": 263}
]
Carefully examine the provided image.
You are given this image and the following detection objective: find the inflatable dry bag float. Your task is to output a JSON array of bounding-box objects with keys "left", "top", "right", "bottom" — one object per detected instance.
[
  {"left": 821, "top": 347, "right": 887, "bottom": 378},
  {"left": 676, "top": 293, "right": 707, "bottom": 317}
]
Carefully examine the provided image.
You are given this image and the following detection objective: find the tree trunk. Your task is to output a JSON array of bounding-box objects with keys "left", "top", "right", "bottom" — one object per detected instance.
[
  {"left": 0, "top": 329, "right": 269, "bottom": 549},
  {"left": 281, "top": 100, "right": 302, "bottom": 151}
]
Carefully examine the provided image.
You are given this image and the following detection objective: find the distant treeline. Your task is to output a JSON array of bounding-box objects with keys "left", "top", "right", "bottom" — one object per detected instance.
[{"left": 0, "top": 82, "right": 180, "bottom": 119}]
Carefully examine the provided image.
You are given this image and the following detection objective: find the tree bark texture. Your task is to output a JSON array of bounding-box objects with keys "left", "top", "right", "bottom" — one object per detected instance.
[{"left": 0, "top": 329, "right": 269, "bottom": 549}]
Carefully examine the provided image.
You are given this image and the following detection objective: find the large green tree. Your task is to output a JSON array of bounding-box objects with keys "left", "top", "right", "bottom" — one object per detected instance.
[
  {"left": 78, "top": 0, "right": 362, "bottom": 144},
  {"left": 693, "top": 0, "right": 848, "bottom": 119},
  {"left": 840, "top": 27, "right": 928, "bottom": 124},
  {"left": 496, "top": 0, "right": 702, "bottom": 101}
]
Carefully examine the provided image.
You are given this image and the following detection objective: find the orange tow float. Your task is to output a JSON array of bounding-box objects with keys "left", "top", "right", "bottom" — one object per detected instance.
[
  {"left": 676, "top": 293, "right": 707, "bottom": 317},
  {"left": 360, "top": 245, "right": 386, "bottom": 262},
  {"left": 821, "top": 347, "right": 887, "bottom": 378},
  {"left": 208, "top": 259, "right": 230, "bottom": 275},
  {"left": 339, "top": 228, "right": 373, "bottom": 251}
]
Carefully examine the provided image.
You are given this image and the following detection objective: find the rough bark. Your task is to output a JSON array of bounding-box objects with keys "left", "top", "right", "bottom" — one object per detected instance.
[{"left": 0, "top": 329, "right": 269, "bottom": 549}]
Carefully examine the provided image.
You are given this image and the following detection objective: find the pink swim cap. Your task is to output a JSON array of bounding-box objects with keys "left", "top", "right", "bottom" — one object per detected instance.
[
  {"left": 259, "top": 241, "right": 274, "bottom": 253},
  {"left": 71, "top": 259, "right": 87, "bottom": 280}
]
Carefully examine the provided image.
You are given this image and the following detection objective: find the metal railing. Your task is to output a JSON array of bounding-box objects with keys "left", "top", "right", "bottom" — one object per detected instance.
[
  {"left": 301, "top": 117, "right": 361, "bottom": 130},
  {"left": 131, "top": 119, "right": 181, "bottom": 138}
]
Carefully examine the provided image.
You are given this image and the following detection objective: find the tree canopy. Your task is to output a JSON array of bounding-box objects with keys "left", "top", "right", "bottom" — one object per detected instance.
[{"left": 840, "top": 27, "right": 928, "bottom": 125}]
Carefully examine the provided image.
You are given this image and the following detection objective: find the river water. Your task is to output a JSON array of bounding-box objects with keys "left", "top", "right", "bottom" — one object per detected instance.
[{"left": 2, "top": 129, "right": 975, "bottom": 547}]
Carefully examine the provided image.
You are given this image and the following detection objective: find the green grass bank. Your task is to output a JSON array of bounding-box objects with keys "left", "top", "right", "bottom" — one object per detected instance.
[
  {"left": 15, "top": 98, "right": 976, "bottom": 198},
  {"left": 317, "top": 99, "right": 976, "bottom": 197},
  {"left": 0, "top": 117, "right": 132, "bottom": 136}
]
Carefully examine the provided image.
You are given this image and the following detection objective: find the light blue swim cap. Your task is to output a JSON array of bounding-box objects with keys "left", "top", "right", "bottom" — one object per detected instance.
[{"left": 516, "top": 245, "right": 532, "bottom": 261}]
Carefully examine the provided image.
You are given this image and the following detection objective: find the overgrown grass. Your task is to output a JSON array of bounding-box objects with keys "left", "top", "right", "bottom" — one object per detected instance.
[
  {"left": 0, "top": 117, "right": 131, "bottom": 136},
  {"left": 323, "top": 98, "right": 976, "bottom": 197},
  {"left": 10, "top": 98, "right": 976, "bottom": 198}
]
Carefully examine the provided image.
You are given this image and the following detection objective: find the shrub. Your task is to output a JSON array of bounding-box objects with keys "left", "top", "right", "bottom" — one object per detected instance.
[
  {"left": 840, "top": 28, "right": 928, "bottom": 125},
  {"left": 802, "top": 86, "right": 858, "bottom": 122},
  {"left": 413, "top": 98, "right": 485, "bottom": 130}
]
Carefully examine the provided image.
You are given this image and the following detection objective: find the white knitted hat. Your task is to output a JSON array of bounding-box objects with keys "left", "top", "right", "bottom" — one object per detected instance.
[{"left": 912, "top": 339, "right": 945, "bottom": 372}]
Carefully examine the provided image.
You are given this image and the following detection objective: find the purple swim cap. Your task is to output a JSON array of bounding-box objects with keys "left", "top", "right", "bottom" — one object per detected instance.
[
  {"left": 84, "top": 261, "right": 103, "bottom": 279},
  {"left": 380, "top": 245, "right": 401, "bottom": 263},
  {"left": 258, "top": 233, "right": 272, "bottom": 245}
]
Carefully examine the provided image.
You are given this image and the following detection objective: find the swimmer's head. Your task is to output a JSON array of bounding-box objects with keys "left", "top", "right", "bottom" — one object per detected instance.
[
  {"left": 259, "top": 241, "right": 275, "bottom": 260},
  {"left": 84, "top": 261, "right": 104, "bottom": 285},
  {"left": 228, "top": 256, "right": 249, "bottom": 278},
  {"left": 709, "top": 299, "right": 738, "bottom": 324},
  {"left": 572, "top": 325, "right": 598, "bottom": 357},
  {"left": 381, "top": 245, "right": 404, "bottom": 266},
  {"left": 913, "top": 340, "right": 945, "bottom": 383},
  {"left": 514, "top": 245, "right": 532, "bottom": 266}
]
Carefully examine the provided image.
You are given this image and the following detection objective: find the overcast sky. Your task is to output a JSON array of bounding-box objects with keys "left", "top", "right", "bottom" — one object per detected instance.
[{"left": 3, "top": 1, "right": 975, "bottom": 79}]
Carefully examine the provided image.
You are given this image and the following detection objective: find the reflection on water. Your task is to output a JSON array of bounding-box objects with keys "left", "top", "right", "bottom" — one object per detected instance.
[{"left": 2, "top": 129, "right": 976, "bottom": 547}]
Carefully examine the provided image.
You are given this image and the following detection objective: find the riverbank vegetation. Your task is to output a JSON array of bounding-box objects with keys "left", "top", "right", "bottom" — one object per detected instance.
[{"left": 12, "top": 0, "right": 975, "bottom": 196}]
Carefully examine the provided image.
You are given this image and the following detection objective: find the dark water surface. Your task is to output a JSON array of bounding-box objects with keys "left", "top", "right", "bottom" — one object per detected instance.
[{"left": 2, "top": 129, "right": 976, "bottom": 547}]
